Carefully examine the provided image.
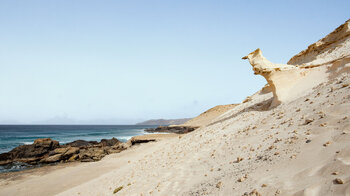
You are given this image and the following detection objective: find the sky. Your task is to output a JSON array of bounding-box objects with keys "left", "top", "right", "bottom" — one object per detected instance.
[{"left": 0, "top": 0, "right": 349, "bottom": 124}]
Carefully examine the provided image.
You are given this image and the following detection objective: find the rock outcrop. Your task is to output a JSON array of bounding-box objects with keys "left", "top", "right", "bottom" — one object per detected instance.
[
  {"left": 144, "top": 126, "right": 198, "bottom": 134},
  {"left": 0, "top": 137, "right": 126, "bottom": 166},
  {"left": 288, "top": 19, "right": 350, "bottom": 66},
  {"left": 0, "top": 138, "right": 60, "bottom": 165},
  {"left": 242, "top": 19, "right": 350, "bottom": 107},
  {"left": 0, "top": 126, "right": 196, "bottom": 170}
]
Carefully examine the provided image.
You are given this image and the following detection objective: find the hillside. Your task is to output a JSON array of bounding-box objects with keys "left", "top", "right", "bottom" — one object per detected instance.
[
  {"left": 182, "top": 104, "right": 238, "bottom": 127},
  {"left": 135, "top": 118, "right": 192, "bottom": 126},
  {"left": 57, "top": 19, "right": 349, "bottom": 196}
]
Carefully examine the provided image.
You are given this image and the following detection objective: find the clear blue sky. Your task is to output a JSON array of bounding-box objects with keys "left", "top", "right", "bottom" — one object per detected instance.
[{"left": 0, "top": 0, "right": 349, "bottom": 124}]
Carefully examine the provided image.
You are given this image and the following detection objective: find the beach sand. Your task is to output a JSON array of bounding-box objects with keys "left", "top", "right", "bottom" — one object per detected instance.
[{"left": 0, "top": 134, "right": 178, "bottom": 196}]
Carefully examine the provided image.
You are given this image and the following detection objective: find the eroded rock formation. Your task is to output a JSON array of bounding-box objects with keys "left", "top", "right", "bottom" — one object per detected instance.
[{"left": 243, "top": 19, "right": 350, "bottom": 107}]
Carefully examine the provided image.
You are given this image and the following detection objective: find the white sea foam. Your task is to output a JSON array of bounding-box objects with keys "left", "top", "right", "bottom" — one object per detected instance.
[
  {"left": 117, "top": 136, "right": 133, "bottom": 141},
  {"left": 142, "top": 130, "right": 170, "bottom": 135}
]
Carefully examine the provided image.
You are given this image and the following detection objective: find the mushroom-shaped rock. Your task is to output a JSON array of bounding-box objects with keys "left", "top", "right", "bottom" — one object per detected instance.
[
  {"left": 242, "top": 20, "right": 350, "bottom": 107},
  {"left": 242, "top": 49, "right": 328, "bottom": 107}
]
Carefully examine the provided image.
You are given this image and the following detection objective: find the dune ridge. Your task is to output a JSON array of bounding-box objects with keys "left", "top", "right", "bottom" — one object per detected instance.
[{"left": 182, "top": 104, "right": 238, "bottom": 127}]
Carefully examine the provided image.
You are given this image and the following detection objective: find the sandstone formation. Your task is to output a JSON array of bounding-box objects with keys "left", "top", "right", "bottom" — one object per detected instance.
[
  {"left": 242, "top": 19, "right": 350, "bottom": 107},
  {"left": 288, "top": 19, "right": 350, "bottom": 66},
  {"left": 242, "top": 49, "right": 322, "bottom": 107}
]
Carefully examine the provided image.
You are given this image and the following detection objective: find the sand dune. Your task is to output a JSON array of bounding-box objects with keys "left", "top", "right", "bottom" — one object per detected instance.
[
  {"left": 182, "top": 104, "right": 237, "bottom": 127},
  {"left": 1, "top": 20, "right": 350, "bottom": 196}
]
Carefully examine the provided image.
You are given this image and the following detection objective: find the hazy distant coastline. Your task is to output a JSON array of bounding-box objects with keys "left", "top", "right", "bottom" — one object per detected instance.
[{"left": 135, "top": 118, "right": 192, "bottom": 126}]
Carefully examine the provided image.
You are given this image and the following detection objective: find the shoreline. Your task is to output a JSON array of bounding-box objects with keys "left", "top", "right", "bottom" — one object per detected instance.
[
  {"left": 0, "top": 124, "right": 158, "bottom": 155},
  {"left": 0, "top": 133, "right": 179, "bottom": 180},
  {"left": 0, "top": 130, "right": 181, "bottom": 174},
  {"left": 0, "top": 136, "right": 177, "bottom": 196}
]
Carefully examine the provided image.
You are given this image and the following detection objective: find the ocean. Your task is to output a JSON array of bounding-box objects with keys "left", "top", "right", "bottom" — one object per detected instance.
[
  {"left": 0, "top": 125, "right": 157, "bottom": 154},
  {"left": 0, "top": 125, "right": 158, "bottom": 172}
]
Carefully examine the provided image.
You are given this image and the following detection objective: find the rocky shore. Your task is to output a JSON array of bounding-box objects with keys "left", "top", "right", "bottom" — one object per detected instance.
[
  {"left": 0, "top": 128, "right": 190, "bottom": 171},
  {"left": 0, "top": 138, "right": 127, "bottom": 167}
]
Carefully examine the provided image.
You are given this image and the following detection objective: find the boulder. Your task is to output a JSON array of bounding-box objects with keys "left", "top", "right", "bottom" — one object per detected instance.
[
  {"left": 40, "top": 154, "right": 62, "bottom": 163},
  {"left": 0, "top": 137, "right": 125, "bottom": 167},
  {"left": 68, "top": 154, "right": 79, "bottom": 162},
  {"left": 34, "top": 138, "right": 59, "bottom": 148},
  {"left": 105, "top": 144, "right": 125, "bottom": 154},
  {"left": 100, "top": 137, "right": 120, "bottom": 146},
  {"left": 64, "top": 147, "right": 80, "bottom": 157},
  {"left": 0, "top": 138, "right": 60, "bottom": 165},
  {"left": 78, "top": 147, "right": 106, "bottom": 162},
  {"left": 129, "top": 137, "right": 156, "bottom": 145},
  {"left": 64, "top": 140, "right": 98, "bottom": 148},
  {"left": 49, "top": 147, "right": 80, "bottom": 160},
  {"left": 0, "top": 152, "right": 12, "bottom": 164}
]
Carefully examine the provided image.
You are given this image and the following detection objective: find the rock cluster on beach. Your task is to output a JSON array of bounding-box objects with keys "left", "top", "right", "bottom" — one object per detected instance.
[
  {"left": 0, "top": 128, "right": 191, "bottom": 167},
  {"left": 0, "top": 137, "right": 127, "bottom": 165}
]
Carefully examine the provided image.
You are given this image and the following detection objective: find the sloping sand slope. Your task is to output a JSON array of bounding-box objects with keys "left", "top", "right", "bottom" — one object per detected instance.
[
  {"left": 0, "top": 20, "right": 349, "bottom": 196},
  {"left": 182, "top": 104, "right": 237, "bottom": 127}
]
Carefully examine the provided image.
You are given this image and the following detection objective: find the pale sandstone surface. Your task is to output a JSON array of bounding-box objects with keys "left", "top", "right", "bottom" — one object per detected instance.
[
  {"left": 242, "top": 19, "right": 350, "bottom": 108},
  {"left": 0, "top": 20, "right": 350, "bottom": 196}
]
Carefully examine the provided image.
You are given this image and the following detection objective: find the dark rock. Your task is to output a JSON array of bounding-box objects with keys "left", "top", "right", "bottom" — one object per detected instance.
[
  {"left": 0, "top": 138, "right": 59, "bottom": 166},
  {"left": 40, "top": 154, "right": 62, "bottom": 163},
  {"left": 130, "top": 138, "right": 156, "bottom": 145},
  {"left": 49, "top": 147, "right": 80, "bottom": 161},
  {"left": 77, "top": 147, "right": 106, "bottom": 162},
  {"left": 0, "top": 152, "right": 12, "bottom": 163},
  {"left": 80, "top": 157, "right": 94, "bottom": 162},
  {"left": 144, "top": 126, "right": 198, "bottom": 134},
  {"left": 63, "top": 147, "right": 80, "bottom": 158},
  {"left": 34, "top": 138, "right": 59, "bottom": 148},
  {"left": 64, "top": 140, "right": 98, "bottom": 148},
  {"left": 0, "top": 138, "right": 60, "bottom": 165},
  {"left": 0, "top": 137, "right": 126, "bottom": 168},
  {"left": 100, "top": 137, "right": 120, "bottom": 146}
]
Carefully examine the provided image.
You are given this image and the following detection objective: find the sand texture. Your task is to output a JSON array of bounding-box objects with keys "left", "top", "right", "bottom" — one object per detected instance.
[
  {"left": 1, "top": 20, "right": 350, "bottom": 196},
  {"left": 182, "top": 104, "right": 238, "bottom": 127}
]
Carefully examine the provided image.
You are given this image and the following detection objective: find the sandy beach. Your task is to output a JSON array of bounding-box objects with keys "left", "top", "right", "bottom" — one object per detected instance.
[
  {"left": 0, "top": 16, "right": 349, "bottom": 196},
  {"left": 0, "top": 134, "right": 179, "bottom": 196}
]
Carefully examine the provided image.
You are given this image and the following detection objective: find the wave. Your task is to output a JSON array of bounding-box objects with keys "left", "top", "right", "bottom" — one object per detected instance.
[
  {"left": 0, "top": 125, "right": 155, "bottom": 155},
  {"left": 116, "top": 136, "right": 133, "bottom": 141},
  {"left": 21, "top": 142, "right": 33, "bottom": 145}
]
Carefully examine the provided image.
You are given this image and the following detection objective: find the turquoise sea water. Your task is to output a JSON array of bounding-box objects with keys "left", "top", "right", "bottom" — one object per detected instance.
[{"left": 0, "top": 125, "right": 157, "bottom": 154}]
